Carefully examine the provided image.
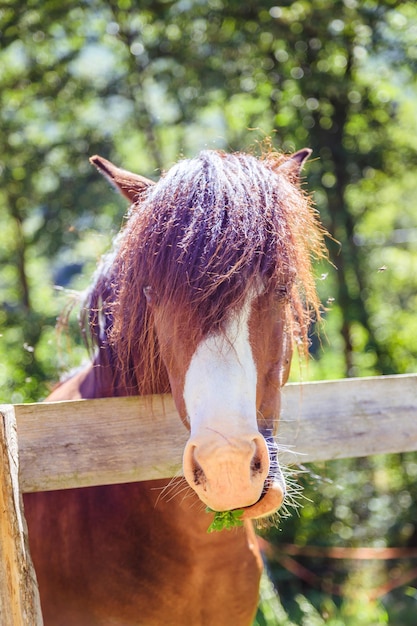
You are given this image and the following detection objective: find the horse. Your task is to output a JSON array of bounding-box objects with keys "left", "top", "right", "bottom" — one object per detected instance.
[{"left": 23, "top": 147, "right": 326, "bottom": 625}]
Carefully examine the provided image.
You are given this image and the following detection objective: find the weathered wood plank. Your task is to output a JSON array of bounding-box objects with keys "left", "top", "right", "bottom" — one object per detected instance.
[
  {"left": 0, "top": 406, "right": 43, "bottom": 624},
  {"left": 13, "top": 395, "right": 187, "bottom": 493},
  {"left": 279, "top": 373, "right": 417, "bottom": 464},
  {"left": 6, "top": 373, "right": 417, "bottom": 494}
]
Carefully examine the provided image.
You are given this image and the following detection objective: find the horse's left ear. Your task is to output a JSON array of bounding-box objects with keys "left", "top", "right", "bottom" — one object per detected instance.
[
  {"left": 275, "top": 148, "right": 312, "bottom": 182},
  {"left": 90, "top": 155, "right": 155, "bottom": 203}
]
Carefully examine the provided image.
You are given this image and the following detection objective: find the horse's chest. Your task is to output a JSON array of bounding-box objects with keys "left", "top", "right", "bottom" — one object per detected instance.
[{"left": 25, "top": 482, "right": 261, "bottom": 626}]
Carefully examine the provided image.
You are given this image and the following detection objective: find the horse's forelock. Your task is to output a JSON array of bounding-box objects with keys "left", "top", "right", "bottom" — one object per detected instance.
[{"left": 150, "top": 155, "right": 286, "bottom": 310}]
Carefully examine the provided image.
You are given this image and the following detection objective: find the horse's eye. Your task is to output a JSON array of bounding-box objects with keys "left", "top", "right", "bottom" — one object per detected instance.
[
  {"left": 143, "top": 285, "right": 155, "bottom": 303},
  {"left": 275, "top": 285, "right": 288, "bottom": 300}
]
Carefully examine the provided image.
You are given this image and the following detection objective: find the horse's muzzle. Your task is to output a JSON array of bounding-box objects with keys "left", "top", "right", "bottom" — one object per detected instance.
[{"left": 183, "top": 427, "right": 286, "bottom": 516}]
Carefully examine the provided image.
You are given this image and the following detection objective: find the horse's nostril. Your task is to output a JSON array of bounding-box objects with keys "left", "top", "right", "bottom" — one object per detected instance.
[
  {"left": 189, "top": 446, "right": 206, "bottom": 486},
  {"left": 250, "top": 435, "right": 270, "bottom": 480},
  {"left": 251, "top": 456, "right": 262, "bottom": 475},
  {"left": 193, "top": 462, "right": 205, "bottom": 486}
]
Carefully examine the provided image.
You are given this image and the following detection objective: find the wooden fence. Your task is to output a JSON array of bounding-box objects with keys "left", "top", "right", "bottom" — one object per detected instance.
[{"left": 1, "top": 373, "right": 417, "bottom": 624}]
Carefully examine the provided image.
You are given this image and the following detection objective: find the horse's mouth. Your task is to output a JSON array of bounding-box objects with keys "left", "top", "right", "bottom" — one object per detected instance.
[{"left": 241, "top": 474, "right": 286, "bottom": 520}]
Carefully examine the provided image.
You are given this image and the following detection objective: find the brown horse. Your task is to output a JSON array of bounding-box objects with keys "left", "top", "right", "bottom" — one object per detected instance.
[{"left": 23, "top": 148, "right": 325, "bottom": 625}]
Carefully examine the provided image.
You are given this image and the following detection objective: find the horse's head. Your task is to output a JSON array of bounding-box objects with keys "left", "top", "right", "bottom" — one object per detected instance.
[
  {"left": 146, "top": 280, "right": 293, "bottom": 518},
  {"left": 89, "top": 148, "right": 325, "bottom": 520}
]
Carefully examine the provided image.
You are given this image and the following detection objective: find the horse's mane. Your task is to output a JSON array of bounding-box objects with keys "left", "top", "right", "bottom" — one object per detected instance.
[{"left": 83, "top": 149, "right": 327, "bottom": 395}]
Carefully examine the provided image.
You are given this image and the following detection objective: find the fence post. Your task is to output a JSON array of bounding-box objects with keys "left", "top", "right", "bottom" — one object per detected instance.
[{"left": 0, "top": 405, "right": 43, "bottom": 625}]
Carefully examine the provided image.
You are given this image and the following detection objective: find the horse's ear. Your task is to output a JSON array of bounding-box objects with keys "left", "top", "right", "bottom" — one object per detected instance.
[
  {"left": 275, "top": 148, "right": 312, "bottom": 182},
  {"left": 89, "top": 155, "right": 155, "bottom": 203}
]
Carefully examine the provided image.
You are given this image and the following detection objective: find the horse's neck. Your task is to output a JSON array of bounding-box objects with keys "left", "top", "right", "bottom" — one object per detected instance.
[
  {"left": 50, "top": 348, "right": 170, "bottom": 401},
  {"left": 46, "top": 353, "right": 134, "bottom": 401}
]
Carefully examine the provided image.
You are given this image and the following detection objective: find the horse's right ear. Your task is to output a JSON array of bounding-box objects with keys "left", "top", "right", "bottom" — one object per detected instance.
[
  {"left": 89, "top": 155, "right": 155, "bottom": 203},
  {"left": 274, "top": 148, "right": 312, "bottom": 183}
]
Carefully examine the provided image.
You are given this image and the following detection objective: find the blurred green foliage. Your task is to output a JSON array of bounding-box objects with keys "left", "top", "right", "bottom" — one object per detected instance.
[{"left": 1, "top": 0, "right": 417, "bottom": 623}]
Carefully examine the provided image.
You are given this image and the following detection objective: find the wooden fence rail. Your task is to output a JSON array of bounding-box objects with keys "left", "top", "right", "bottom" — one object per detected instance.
[{"left": 0, "top": 373, "right": 416, "bottom": 494}]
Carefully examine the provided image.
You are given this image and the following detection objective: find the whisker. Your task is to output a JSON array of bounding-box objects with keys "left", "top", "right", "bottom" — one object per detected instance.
[{"left": 153, "top": 473, "right": 185, "bottom": 507}]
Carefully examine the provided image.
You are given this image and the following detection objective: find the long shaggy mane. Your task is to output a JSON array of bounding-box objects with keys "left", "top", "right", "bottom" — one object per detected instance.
[{"left": 84, "top": 148, "right": 327, "bottom": 395}]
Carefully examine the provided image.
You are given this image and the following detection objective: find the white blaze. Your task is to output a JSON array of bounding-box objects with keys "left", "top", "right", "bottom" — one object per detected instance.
[
  {"left": 183, "top": 295, "right": 258, "bottom": 436},
  {"left": 182, "top": 291, "right": 274, "bottom": 511}
]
